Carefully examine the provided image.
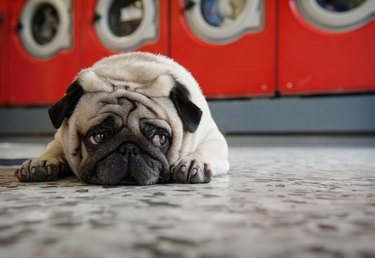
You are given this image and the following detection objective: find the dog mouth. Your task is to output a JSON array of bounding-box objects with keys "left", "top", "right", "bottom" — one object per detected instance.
[{"left": 79, "top": 142, "right": 170, "bottom": 185}]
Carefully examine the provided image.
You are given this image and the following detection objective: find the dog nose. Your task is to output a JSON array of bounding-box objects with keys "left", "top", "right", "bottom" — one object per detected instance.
[{"left": 119, "top": 142, "right": 139, "bottom": 157}]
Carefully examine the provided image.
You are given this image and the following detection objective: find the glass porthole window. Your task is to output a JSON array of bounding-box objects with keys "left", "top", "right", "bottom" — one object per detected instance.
[
  {"left": 94, "top": 0, "right": 157, "bottom": 52},
  {"left": 201, "top": 0, "right": 248, "bottom": 27},
  {"left": 296, "top": 0, "right": 375, "bottom": 32},
  {"left": 108, "top": 0, "right": 144, "bottom": 37},
  {"left": 31, "top": 3, "right": 59, "bottom": 45},
  {"left": 316, "top": 0, "right": 367, "bottom": 12},
  {"left": 185, "top": 0, "right": 264, "bottom": 44}
]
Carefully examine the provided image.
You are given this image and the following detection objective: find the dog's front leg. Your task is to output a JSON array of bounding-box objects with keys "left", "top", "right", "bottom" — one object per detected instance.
[
  {"left": 171, "top": 130, "right": 229, "bottom": 184},
  {"left": 15, "top": 140, "right": 71, "bottom": 182}
]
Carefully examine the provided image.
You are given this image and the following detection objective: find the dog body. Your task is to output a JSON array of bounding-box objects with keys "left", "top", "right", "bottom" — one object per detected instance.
[{"left": 16, "top": 52, "right": 229, "bottom": 185}]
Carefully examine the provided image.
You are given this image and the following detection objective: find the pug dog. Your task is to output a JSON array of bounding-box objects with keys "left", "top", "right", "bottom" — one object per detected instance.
[{"left": 15, "top": 52, "right": 229, "bottom": 185}]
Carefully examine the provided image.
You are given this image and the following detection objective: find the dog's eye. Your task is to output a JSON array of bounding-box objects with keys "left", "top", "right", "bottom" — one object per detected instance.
[
  {"left": 90, "top": 132, "right": 106, "bottom": 145},
  {"left": 151, "top": 134, "right": 167, "bottom": 147}
]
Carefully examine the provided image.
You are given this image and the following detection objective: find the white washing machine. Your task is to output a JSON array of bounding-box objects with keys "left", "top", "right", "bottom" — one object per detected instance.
[{"left": 17, "top": 0, "right": 72, "bottom": 59}]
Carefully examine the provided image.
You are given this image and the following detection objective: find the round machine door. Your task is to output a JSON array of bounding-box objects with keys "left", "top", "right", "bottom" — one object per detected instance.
[
  {"left": 94, "top": 0, "right": 157, "bottom": 52},
  {"left": 184, "top": 0, "right": 264, "bottom": 44},
  {"left": 18, "top": 0, "right": 71, "bottom": 59},
  {"left": 296, "top": 0, "right": 375, "bottom": 32}
]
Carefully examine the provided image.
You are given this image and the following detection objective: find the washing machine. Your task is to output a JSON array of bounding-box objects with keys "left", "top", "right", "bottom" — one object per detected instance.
[
  {"left": 170, "top": 0, "right": 275, "bottom": 98},
  {"left": 79, "top": 0, "right": 168, "bottom": 68},
  {"left": 0, "top": 1, "right": 7, "bottom": 104},
  {"left": 3, "top": 0, "right": 80, "bottom": 105},
  {"left": 278, "top": 0, "right": 375, "bottom": 95}
]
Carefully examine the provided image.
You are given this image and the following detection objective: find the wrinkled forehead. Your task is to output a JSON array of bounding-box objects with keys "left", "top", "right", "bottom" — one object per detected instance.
[
  {"left": 72, "top": 89, "right": 171, "bottom": 136},
  {"left": 92, "top": 59, "right": 169, "bottom": 82},
  {"left": 77, "top": 61, "right": 175, "bottom": 98}
]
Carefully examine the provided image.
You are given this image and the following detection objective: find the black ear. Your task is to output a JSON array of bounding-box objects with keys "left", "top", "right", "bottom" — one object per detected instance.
[
  {"left": 48, "top": 81, "right": 84, "bottom": 129},
  {"left": 169, "top": 82, "right": 203, "bottom": 133}
]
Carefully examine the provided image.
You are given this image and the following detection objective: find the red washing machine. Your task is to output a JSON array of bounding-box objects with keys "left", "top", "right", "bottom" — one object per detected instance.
[
  {"left": 3, "top": 0, "right": 81, "bottom": 105},
  {"left": 0, "top": 1, "right": 6, "bottom": 104},
  {"left": 170, "top": 0, "right": 276, "bottom": 98},
  {"left": 278, "top": 0, "right": 375, "bottom": 95},
  {"left": 79, "top": 0, "right": 169, "bottom": 68}
]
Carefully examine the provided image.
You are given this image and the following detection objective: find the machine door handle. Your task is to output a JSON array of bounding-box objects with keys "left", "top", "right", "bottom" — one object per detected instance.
[
  {"left": 184, "top": 0, "right": 196, "bottom": 11},
  {"left": 93, "top": 13, "right": 101, "bottom": 23}
]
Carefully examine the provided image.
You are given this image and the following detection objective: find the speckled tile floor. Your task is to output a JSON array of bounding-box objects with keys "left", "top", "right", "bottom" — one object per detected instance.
[{"left": 0, "top": 136, "right": 375, "bottom": 258}]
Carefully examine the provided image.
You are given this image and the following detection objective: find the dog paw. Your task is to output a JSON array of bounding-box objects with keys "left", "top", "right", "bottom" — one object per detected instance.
[
  {"left": 170, "top": 159, "right": 213, "bottom": 184},
  {"left": 15, "top": 158, "right": 66, "bottom": 182}
]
